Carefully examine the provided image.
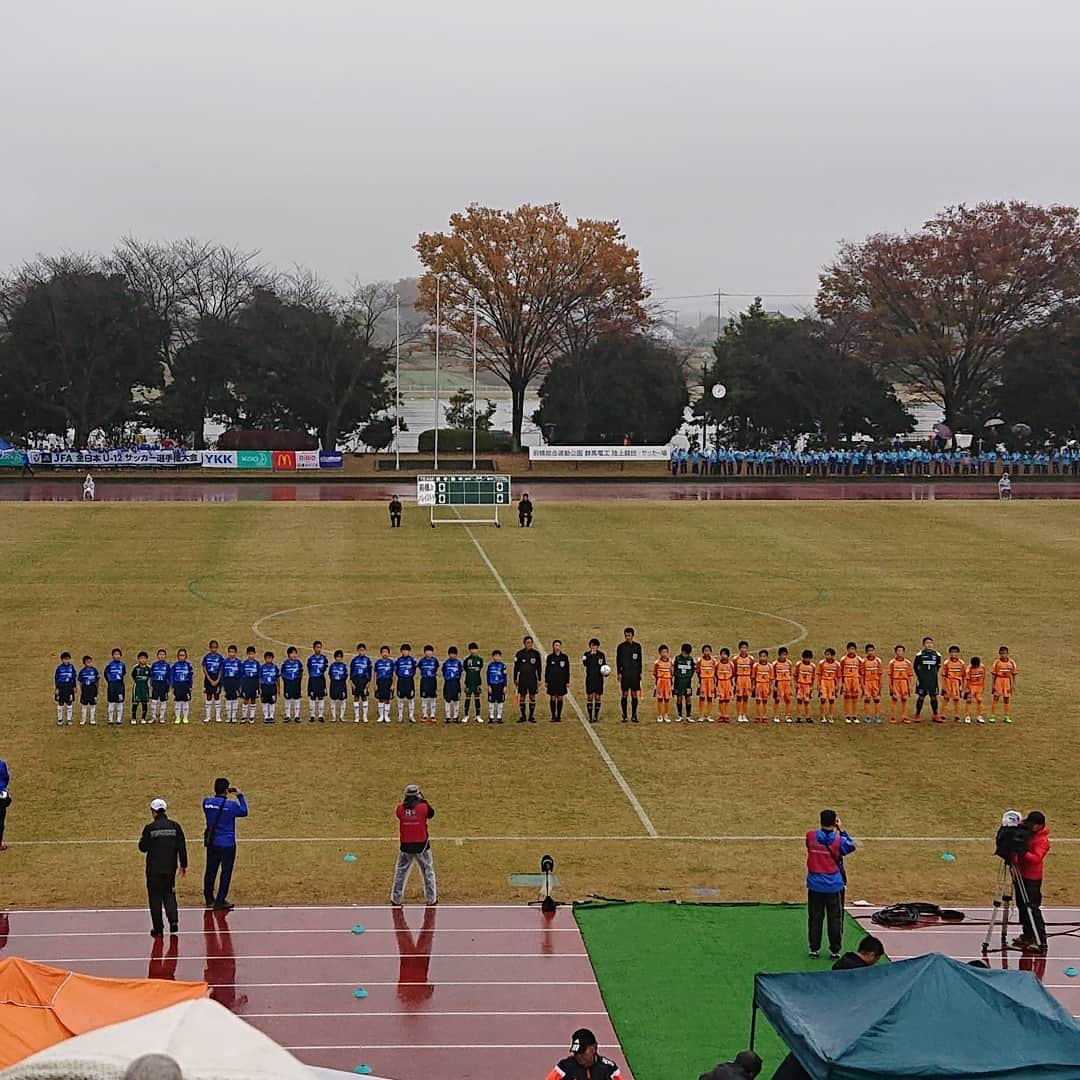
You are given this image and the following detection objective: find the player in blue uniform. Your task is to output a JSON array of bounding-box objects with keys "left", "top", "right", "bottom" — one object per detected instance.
[
  {"left": 350, "top": 644, "right": 372, "bottom": 723},
  {"left": 240, "top": 646, "right": 260, "bottom": 723},
  {"left": 329, "top": 650, "right": 348, "bottom": 722},
  {"left": 259, "top": 651, "right": 280, "bottom": 723},
  {"left": 221, "top": 645, "right": 243, "bottom": 723},
  {"left": 394, "top": 644, "right": 417, "bottom": 723},
  {"left": 202, "top": 640, "right": 224, "bottom": 723},
  {"left": 171, "top": 649, "right": 194, "bottom": 725},
  {"left": 307, "top": 640, "right": 329, "bottom": 723},
  {"left": 442, "top": 646, "right": 463, "bottom": 724},
  {"left": 281, "top": 647, "right": 303, "bottom": 723},
  {"left": 418, "top": 645, "right": 440, "bottom": 723},
  {"left": 150, "top": 648, "right": 171, "bottom": 724},
  {"left": 487, "top": 649, "right": 508, "bottom": 724},
  {"left": 78, "top": 655, "right": 100, "bottom": 726},
  {"left": 374, "top": 646, "right": 395, "bottom": 723},
  {"left": 103, "top": 648, "right": 126, "bottom": 726},
  {"left": 54, "top": 651, "right": 77, "bottom": 726}
]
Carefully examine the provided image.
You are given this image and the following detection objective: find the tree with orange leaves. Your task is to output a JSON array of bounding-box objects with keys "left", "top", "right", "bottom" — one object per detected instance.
[
  {"left": 817, "top": 201, "right": 1080, "bottom": 431},
  {"left": 415, "top": 203, "right": 648, "bottom": 449}
]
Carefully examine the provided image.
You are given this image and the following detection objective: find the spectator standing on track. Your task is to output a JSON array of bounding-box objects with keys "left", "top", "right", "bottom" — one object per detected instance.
[
  {"left": 389, "top": 494, "right": 403, "bottom": 527},
  {"left": 616, "top": 627, "right": 643, "bottom": 723},
  {"left": 806, "top": 809, "right": 855, "bottom": 960},
  {"left": 0, "top": 756, "right": 10, "bottom": 852},
  {"left": 518, "top": 492, "right": 534, "bottom": 527},
  {"left": 82, "top": 473, "right": 95, "bottom": 500},
  {"left": 202, "top": 778, "right": 247, "bottom": 911},
  {"left": 1012, "top": 810, "right": 1050, "bottom": 954},
  {"left": 998, "top": 470, "right": 1012, "bottom": 500},
  {"left": 138, "top": 798, "right": 187, "bottom": 938},
  {"left": 391, "top": 783, "right": 437, "bottom": 906},
  {"left": 545, "top": 1028, "right": 623, "bottom": 1080},
  {"left": 698, "top": 1050, "right": 762, "bottom": 1080}
]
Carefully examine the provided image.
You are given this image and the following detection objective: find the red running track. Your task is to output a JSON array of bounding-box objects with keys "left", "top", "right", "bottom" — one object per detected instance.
[
  {"left": 3, "top": 479, "right": 1080, "bottom": 501},
  {"left": 0, "top": 904, "right": 631, "bottom": 1080},
  {"left": 851, "top": 905, "right": 1080, "bottom": 1018}
]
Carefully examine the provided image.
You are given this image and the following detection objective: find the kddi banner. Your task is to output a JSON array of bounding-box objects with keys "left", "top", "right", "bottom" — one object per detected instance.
[{"left": 528, "top": 445, "right": 671, "bottom": 461}]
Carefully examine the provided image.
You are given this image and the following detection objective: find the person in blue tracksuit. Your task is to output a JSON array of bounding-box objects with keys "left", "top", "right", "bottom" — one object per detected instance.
[{"left": 202, "top": 778, "right": 248, "bottom": 910}]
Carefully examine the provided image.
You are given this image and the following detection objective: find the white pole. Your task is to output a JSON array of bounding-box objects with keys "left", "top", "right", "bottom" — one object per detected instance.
[
  {"left": 394, "top": 294, "right": 401, "bottom": 471},
  {"left": 471, "top": 291, "right": 478, "bottom": 471},
  {"left": 434, "top": 275, "right": 441, "bottom": 472}
]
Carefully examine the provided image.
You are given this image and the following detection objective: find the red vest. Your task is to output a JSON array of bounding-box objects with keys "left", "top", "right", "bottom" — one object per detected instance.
[
  {"left": 398, "top": 801, "right": 431, "bottom": 845},
  {"left": 805, "top": 830, "right": 842, "bottom": 875}
]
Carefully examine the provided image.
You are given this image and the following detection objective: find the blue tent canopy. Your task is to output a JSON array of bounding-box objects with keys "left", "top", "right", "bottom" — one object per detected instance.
[{"left": 755, "top": 953, "right": 1080, "bottom": 1079}]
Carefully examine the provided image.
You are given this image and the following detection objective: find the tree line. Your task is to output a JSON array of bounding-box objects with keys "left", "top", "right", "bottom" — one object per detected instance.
[{"left": 2, "top": 199, "right": 1079, "bottom": 450}]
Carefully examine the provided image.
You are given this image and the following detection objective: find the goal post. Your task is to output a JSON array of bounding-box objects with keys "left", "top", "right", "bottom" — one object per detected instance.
[{"left": 416, "top": 474, "right": 511, "bottom": 527}]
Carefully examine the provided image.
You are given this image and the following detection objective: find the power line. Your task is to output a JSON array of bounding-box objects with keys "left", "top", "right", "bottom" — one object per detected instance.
[{"left": 653, "top": 290, "right": 816, "bottom": 301}]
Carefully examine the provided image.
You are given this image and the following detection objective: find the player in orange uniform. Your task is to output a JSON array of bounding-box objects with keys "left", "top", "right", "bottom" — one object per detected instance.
[
  {"left": 795, "top": 649, "right": 816, "bottom": 723},
  {"left": 817, "top": 648, "right": 839, "bottom": 723},
  {"left": 752, "top": 649, "right": 773, "bottom": 724},
  {"left": 990, "top": 645, "right": 1018, "bottom": 724},
  {"left": 773, "top": 646, "right": 794, "bottom": 723},
  {"left": 942, "top": 645, "right": 967, "bottom": 724},
  {"left": 653, "top": 645, "right": 674, "bottom": 723},
  {"left": 964, "top": 656, "right": 986, "bottom": 724},
  {"left": 888, "top": 645, "right": 914, "bottom": 724},
  {"left": 714, "top": 647, "right": 734, "bottom": 723},
  {"left": 861, "top": 643, "right": 883, "bottom": 724},
  {"left": 734, "top": 640, "right": 754, "bottom": 724},
  {"left": 696, "top": 644, "right": 717, "bottom": 722},
  {"left": 840, "top": 643, "right": 863, "bottom": 724}
]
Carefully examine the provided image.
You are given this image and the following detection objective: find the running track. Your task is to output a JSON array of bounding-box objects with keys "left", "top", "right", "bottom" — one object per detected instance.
[
  {"left": 0, "top": 904, "right": 632, "bottom": 1080},
  {"left": 4, "top": 479, "right": 1080, "bottom": 501},
  {"left": 851, "top": 905, "right": 1080, "bottom": 1018}
]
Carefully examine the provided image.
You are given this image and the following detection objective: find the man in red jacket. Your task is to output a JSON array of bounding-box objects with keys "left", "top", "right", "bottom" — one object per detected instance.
[
  {"left": 1013, "top": 810, "right": 1050, "bottom": 953},
  {"left": 391, "top": 783, "right": 437, "bottom": 906}
]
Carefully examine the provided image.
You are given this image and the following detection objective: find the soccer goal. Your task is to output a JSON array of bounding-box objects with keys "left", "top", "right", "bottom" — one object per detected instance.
[{"left": 416, "top": 474, "right": 511, "bottom": 527}]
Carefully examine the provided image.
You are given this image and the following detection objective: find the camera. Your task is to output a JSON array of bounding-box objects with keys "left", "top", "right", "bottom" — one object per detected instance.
[{"left": 994, "top": 809, "right": 1030, "bottom": 862}]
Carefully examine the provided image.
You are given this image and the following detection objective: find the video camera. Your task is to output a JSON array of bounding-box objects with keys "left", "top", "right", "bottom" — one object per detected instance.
[{"left": 994, "top": 810, "right": 1030, "bottom": 862}]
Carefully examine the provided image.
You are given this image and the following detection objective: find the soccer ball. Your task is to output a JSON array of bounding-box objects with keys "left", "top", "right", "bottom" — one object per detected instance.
[{"left": 600, "top": 664, "right": 611, "bottom": 676}]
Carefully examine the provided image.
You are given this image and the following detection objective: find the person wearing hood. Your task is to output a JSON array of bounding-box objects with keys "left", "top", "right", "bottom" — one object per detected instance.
[{"left": 806, "top": 808, "right": 855, "bottom": 960}]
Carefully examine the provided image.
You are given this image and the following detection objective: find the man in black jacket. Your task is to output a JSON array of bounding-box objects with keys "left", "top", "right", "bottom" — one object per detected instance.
[
  {"left": 616, "top": 627, "right": 643, "bottom": 723},
  {"left": 139, "top": 798, "right": 188, "bottom": 938},
  {"left": 518, "top": 493, "right": 534, "bottom": 527},
  {"left": 514, "top": 635, "right": 543, "bottom": 723},
  {"left": 832, "top": 934, "right": 884, "bottom": 970},
  {"left": 699, "top": 1050, "right": 762, "bottom": 1080}
]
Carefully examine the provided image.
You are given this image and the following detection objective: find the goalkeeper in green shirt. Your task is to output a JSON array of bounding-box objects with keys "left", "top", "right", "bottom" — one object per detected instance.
[
  {"left": 673, "top": 644, "right": 696, "bottom": 722},
  {"left": 462, "top": 642, "right": 485, "bottom": 724},
  {"left": 131, "top": 651, "right": 152, "bottom": 724}
]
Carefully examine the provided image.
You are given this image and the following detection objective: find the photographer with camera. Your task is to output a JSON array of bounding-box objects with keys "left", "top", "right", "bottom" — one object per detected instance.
[
  {"left": 1010, "top": 811, "right": 1050, "bottom": 954},
  {"left": 806, "top": 809, "right": 856, "bottom": 960},
  {"left": 391, "top": 783, "right": 437, "bottom": 906}
]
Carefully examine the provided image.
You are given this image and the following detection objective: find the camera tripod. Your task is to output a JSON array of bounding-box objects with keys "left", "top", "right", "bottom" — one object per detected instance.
[{"left": 982, "top": 860, "right": 1033, "bottom": 956}]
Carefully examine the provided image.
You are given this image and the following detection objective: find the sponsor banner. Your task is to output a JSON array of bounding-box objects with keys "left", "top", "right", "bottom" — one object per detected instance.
[
  {"left": 201, "top": 450, "right": 238, "bottom": 469},
  {"left": 296, "top": 450, "right": 320, "bottom": 470},
  {"left": 318, "top": 450, "right": 344, "bottom": 469},
  {"left": 272, "top": 449, "right": 297, "bottom": 472},
  {"left": 237, "top": 450, "right": 273, "bottom": 470},
  {"left": 26, "top": 449, "right": 201, "bottom": 468},
  {"left": 0, "top": 449, "right": 25, "bottom": 469},
  {"left": 528, "top": 445, "right": 670, "bottom": 461}
]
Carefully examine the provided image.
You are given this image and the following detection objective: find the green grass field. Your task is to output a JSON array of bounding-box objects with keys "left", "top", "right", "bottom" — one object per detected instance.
[{"left": 3, "top": 500, "right": 1079, "bottom": 909}]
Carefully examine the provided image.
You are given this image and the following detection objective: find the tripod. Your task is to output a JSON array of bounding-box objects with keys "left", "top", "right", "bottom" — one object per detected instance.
[{"left": 982, "top": 860, "right": 1032, "bottom": 956}]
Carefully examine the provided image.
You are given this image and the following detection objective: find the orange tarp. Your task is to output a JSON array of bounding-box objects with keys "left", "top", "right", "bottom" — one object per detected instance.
[{"left": 0, "top": 956, "right": 207, "bottom": 1069}]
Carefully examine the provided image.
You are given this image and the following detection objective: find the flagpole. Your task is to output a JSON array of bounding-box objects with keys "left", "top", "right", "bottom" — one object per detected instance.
[
  {"left": 394, "top": 293, "right": 401, "bottom": 471},
  {"left": 471, "top": 291, "right": 478, "bottom": 471},
  {"left": 434, "top": 275, "right": 441, "bottom": 472}
]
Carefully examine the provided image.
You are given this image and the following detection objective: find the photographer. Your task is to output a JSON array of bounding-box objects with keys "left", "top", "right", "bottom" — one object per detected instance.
[
  {"left": 805, "top": 809, "right": 856, "bottom": 960},
  {"left": 1012, "top": 811, "right": 1050, "bottom": 954},
  {"left": 391, "top": 783, "right": 437, "bottom": 906}
]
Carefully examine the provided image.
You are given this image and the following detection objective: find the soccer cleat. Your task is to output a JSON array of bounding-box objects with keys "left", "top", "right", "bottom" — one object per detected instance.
[
  {"left": 786, "top": 716, "right": 793, "bottom": 724},
  {"left": 977, "top": 715, "right": 985, "bottom": 724},
  {"left": 182, "top": 716, "right": 188, "bottom": 724},
  {"left": 1003, "top": 716, "right": 1012, "bottom": 724},
  {"left": 174, "top": 717, "right": 181, "bottom": 725},
  {"left": 829, "top": 950, "right": 841, "bottom": 961},
  {"left": 808, "top": 950, "right": 820, "bottom": 959},
  {"left": 964, "top": 716, "right": 971, "bottom": 724},
  {"left": 987, "top": 715, "right": 996, "bottom": 723},
  {"left": 1023, "top": 941, "right": 1047, "bottom": 954}
]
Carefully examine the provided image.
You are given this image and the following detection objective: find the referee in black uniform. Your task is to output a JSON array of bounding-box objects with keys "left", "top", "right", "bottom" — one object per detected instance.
[
  {"left": 616, "top": 627, "right": 643, "bottom": 723},
  {"left": 138, "top": 798, "right": 188, "bottom": 938},
  {"left": 545, "top": 640, "right": 570, "bottom": 722},
  {"left": 514, "top": 635, "right": 543, "bottom": 723}
]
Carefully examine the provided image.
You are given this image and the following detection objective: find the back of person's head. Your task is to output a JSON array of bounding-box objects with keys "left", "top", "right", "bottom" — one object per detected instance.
[
  {"left": 858, "top": 934, "right": 885, "bottom": 959},
  {"left": 820, "top": 809, "right": 837, "bottom": 828},
  {"left": 1026, "top": 810, "right": 1046, "bottom": 827},
  {"left": 214, "top": 777, "right": 229, "bottom": 795},
  {"left": 123, "top": 1053, "right": 183, "bottom": 1080},
  {"left": 734, "top": 1049, "right": 762, "bottom": 1076}
]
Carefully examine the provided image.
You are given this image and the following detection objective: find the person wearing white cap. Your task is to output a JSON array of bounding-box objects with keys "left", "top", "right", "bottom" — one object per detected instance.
[
  {"left": 138, "top": 798, "right": 188, "bottom": 938},
  {"left": 391, "top": 783, "right": 436, "bottom": 906}
]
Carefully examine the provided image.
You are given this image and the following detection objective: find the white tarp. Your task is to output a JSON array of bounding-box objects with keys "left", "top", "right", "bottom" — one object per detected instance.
[{"left": 0, "top": 999, "right": 394, "bottom": 1080}]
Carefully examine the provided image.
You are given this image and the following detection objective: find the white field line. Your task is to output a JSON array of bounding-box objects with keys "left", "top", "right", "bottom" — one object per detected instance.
[
  {"left": 10, "top": 834, "right": 1080, "bottom": 846},
  {"left": 460, "top": 520, "right": 658, "bottom": 838}
]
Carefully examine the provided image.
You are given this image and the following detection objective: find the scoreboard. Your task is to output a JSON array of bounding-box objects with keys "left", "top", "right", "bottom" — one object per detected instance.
[{"left": 416, "top": 474, "right": 512, "bottom": 507}]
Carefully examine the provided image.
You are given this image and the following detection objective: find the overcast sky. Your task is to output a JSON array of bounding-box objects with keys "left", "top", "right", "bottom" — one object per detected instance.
[{"left": 4, "top": 0, "right": 1078, "bottom": 317}]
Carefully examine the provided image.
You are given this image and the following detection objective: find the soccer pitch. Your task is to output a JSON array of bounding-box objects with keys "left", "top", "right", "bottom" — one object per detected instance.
[{"left": 3, "top": 499, "right": 1079, "bottom": 909}]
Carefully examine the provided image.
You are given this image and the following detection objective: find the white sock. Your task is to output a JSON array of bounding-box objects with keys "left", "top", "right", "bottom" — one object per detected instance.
[
  {"left": 362, "top": 700, "right": 369, "bottom": 722},
  {"left": 204, "top": 701, "right": 212, "bottom": 722},
  {"left": 89, "top": 705, "right": 97, "bottom": 723},
  {"left": 397, "top": 700, "right": 404, "bottom": 721},
  {"left": 216, "top": 700, "right": 223, "bottom": 720},
  {"left": 318, "top": 700, "right": 325, "bottom": 719},
  {"left": 409, "top": 699, "right": 416, "bottom": 721},
  {"left": 81, "top": 705, "right": 88, "bottom": 724},
  {"left": 67, "top": 704, "right": 74, "bottom": 723},
  {"left": 353, "top": 700, "right": 360, "bottom": 721}
]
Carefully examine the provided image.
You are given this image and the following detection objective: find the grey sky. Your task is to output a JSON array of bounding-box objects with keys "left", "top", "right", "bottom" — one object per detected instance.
[{"left": 4, "top": 0, "right": 1078, "bottom": 317}]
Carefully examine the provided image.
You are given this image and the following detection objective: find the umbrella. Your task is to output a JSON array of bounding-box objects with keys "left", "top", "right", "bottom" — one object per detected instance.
[
  {"left": 932, "top": 422, "right": 952, "bottom": 441},
  {"left": 1011, "top": 423, "right": 1032, "bottom": 438},
  {"left": 983, "top": 418, "right": 1005, "bottom": 428}
]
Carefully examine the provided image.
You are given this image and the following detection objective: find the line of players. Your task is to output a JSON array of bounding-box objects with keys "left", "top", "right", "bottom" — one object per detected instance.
[{"left": 51, "top": 633, "right": 1020, "bottom": 728}]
